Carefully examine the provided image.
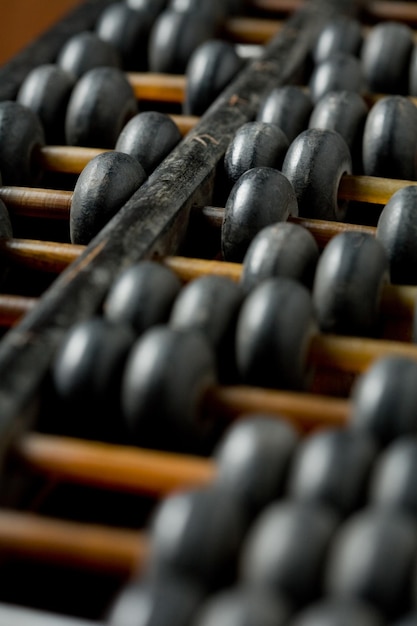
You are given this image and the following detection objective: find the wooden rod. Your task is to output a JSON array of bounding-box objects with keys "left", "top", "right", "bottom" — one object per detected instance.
[
  {"left": 17, "top": 435, "right": 216, "bottom": 497},
  {"left": 0, "top": 510, "right": 145, "bottom": 575},
  {"left": 0, "top": 294, "right": 37, "bottom": 326}
]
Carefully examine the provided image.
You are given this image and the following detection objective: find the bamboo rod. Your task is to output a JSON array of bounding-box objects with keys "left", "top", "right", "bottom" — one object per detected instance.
[{"left": 0, "top": 510, "right": 145, "bottom": 575}]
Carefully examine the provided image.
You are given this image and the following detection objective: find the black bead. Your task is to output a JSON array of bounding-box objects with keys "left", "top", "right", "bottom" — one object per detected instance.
[
  {"left": 376, "top": 186, "right": 417, "bottom": 285},
  {"left": 221, "top": 167, "right": 298, "bottom": 262},
  {"left": 308, "top": 53, "right": 364, "bottom": 105},
  {"left": 256, "top": 86, "right": 313, "bottom": 143},
  {"left": 325, "top": 507, "right": 417, "bottom": 617},
  {"left": 282, "top": 128, "right": 351, "bottom": 221},
  {"left": 224, "top": 121, "right": 289, "bottom": 186},
  {"left": 65, "top": 67, "right": 138, "bottom": 148},
  {"left": 16, "top": 64, "right": 75, "bottom": 144},
  {"left": 56, "top": 31, "right": 121, "bottom": 79},
  {"left": 235, "top": 277, "right": 316, "bottom": 390},
  {"left": 290, "top": 599, "right": 386, "bottom": 626},
  {"left": 312, "top": 231, "right": 388, "bottom": 336},
  {"left": 184, "top": 40, "right": 243, "bottom": 116},
  {"left": 214, "top": 415, "right": 299, "bottom": 518},
  {"left": 115, "top": 111, "right": 182, "bottom": 175},
  {"left": 312, "top": 16, "right": 363, "bottom": 64},
  {"left": 121, "top": 327, "right": 217, "bottom": 451},
  {"left": 70, "top": 151, "right": 146, "bottom": 245},
  {"left": 350, "top": 356, "right": 417, "bottom": 445},
  {"left": 241, "top": 222, "right": 319, "bottom": 292},
  {"left": 103, "top": 260, "right": 182, "bottom": 334}
]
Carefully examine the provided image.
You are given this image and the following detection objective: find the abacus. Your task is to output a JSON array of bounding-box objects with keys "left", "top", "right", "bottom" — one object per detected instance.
[{"left": 2, "top": 0, "right": 417, "bottom": 623}]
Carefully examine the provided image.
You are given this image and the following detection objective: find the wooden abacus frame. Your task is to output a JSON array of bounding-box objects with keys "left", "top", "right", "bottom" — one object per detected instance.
[{"left": 1, "top": 0, "right": 417, "bottom": 619}]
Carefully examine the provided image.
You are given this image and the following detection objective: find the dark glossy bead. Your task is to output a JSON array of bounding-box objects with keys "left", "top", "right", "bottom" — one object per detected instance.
[
  {"left": 376, "top": 186, "right": 417, "bottom": 285},
  {"left": 325, "top": 507, "right": 417, "bottom": 617},
  {"left": 224, "top": 121, "right": 289, "bottom": 186},
  {"left": 70, "top": 151, "right": 146, "bottom": 245},
  {"left": 148, "top": 9, "right": 216, "bottom": 74},
  {"left": 312, "top": 231, "right": 388, "bottom": 336},
  {"left": 56, "top": 31, "right": 121, "bottom": 79},
  {"left": 184, "top": 40, "right": 243, "bottom": 116},
  {"left": 168, "top": 0, "right": 227, "bottom": 24},
  {"left": 312, "top": 16, "right": 363, "bottom": 64},
  {"left": 51, "top": 317, "right": 134, "bottom": 439},
  {"left": 361, "top": 21, "right": 414, "bottom": 94},
  {"left": 282, "top": 128, "right": 351, "bottom": 221},
  {"left": 147, "top": 485, "right": 247, "bottom": 590},
  {"left": 121, "top": 327, "right": 217, "bottom": 451},
  {"left": 65, "top": 67, "right": 137, "bottom": 148},
  {"left": 214, "top": 415, "right": 299, "bottom": 518},
  {"left": 16, "top": 64, "right": 75, "bottom": 144},
  {"left": 287, "top": 428, "right": 378, "bottom": 515},
  {"left": 0, "top": 101, "right": 45, "bottom": 186},
  {"left": 308, "top": 90, "right": 367, "bottom": 170},
  {"left": 241, "top": 222, "right": 319, "bottom": 292},
  {"left": 409, "top": 46, "right": 417, "bottom": 96},
  {"left": 308, "top": 53, "right": 364, "bottom": 105},
  {"left": 370, "top": 437, "right": 417, "bottom": 518},
  {"left": 241, "top": 500, "right": 337, "bottom": 605},
  {"left": 393, "top": 615, "right": 417, "bottom": 626},
  {"left": 256, "top": 85, "right": 313, "bottom": 143},
  {"left": 362, "top": 96, "right": 417, "bottom": 180},
  {"left": 221, "top": 167, "right": 298, "bottom": 262},
  {"left": 194, "top": 586, "right": 290, "bottom": 626},
  {"left": 350, "top": 356, "right": 417, "bottom": 445},
  {"left": 115, "top": 111, "right": 181, "bottom": 174},
  {"left": 95, "top": 3, "right": 152, "bottom": 71},
  {"left": 126, "top": 0, "right": 167, "bottom": 20},
  {"left": 291, "top": 599, "right": 386, "bottom": 626},
  {"left": 236, "top": 277, "right": 316, "bottom": 390},
  {"left": 103, "top": 260, "right": 181, "bottom": 334},
  {"left": 169, "top": 275, "right": 242, "bottom": 380},
  {"left": 107, "top": 578, "right": 202, "bottom": 626},
  {"left": 0, "top": 198, "right": 13, "bottom": 283}
]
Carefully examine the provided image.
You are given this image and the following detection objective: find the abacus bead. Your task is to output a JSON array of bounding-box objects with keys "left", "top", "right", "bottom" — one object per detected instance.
[
  {"left": 241, "top": 222, "right": 319, "bottom": 292},
  {"left": 361, "top": 22, "right": 414, "bottom": 94},
  {"left": 241, "top": 500, "right": 337, "bottom": 605},
  {"left": 290, "top": 599, "right": 385, "bottom": 626},
  {"left": 103, "top": 260, "right": 182, "bottom": 334},
  {"left": 169, "top": 275, "right": 242, "bottom": 346},
  {"left": 325, "top": 507, "right": 417, "bottom": 617},
  {"left": 115, "top": 111, "right": 181, "bottom": 174},
  {"left": 308, "top": 53, "right": 364, "bottom": 105},
  {"left": 312, "top": 231, "right": 388, "bottom": 336},
  {"left": 350, "top": 356, "right": 417, "bottom": 445},
  {"left": 70, "top": 152, "right": 146, "bottom": 245},
  {"left": 16, "top": 64, "right": 75, "bottom": 144},
  {"left": 370, "top": 437, "right": 417, "bottom": 517},
  {"left": 95, "top": 3, "right": 152, "bottom": 71},
  {"left": 56, "top": 31, "right": 121, "bottom": 79},
  {"left": 65, "top": 67, "right": 137, "bottom": 148},
  {"left": 376, "top": 186, "right": 417, "bottom": 285},
  {"left": 126, "top": 0, "right": 167, "bottom": 20},
  {"left": 213, "top": 415, "right": 299, "bottom": 518},
  {"left": 308, "top": 91, "right": 367, "bottom": 167},
  {"left": 51, "top": 317, "right": 134, "bottom": 438},
  {"left": 121, "top": 327, "right": 216, "bottom": 451},
  {"left": 107, "top": 578, "right": 202, "bottom": 626},
  {"left": 184, "top": 40, "right": 243, "bottom": 116},
  {"left": 235, "top": 277, "right": 316, "bottom": 390},
  {"left": 224, "top": 121, "right": 289, "bottom": 186},
  {"left": 148, "top": 485, "right": 247, "bottom": 590},
  {"left": 194, "top": 587, "right": 290, "bottom": 626},
  {"left": 393, "top": 616, "right": 417, "bottom": 626},
  {"left": 0, "top": 198, "right": 13, "bottom": 280},
  {"left": 312, "top": 16, "right": 363, "bottom": 64},
  {"left": 221, "top": 167, "right": 298, "bottom": 263},
  {"left": 287, "top": 428, "right": 378, "bottom": 515},
  {"left": 362, "top": 96, "right": 417, "bottom": 180},
  {"left": 256, "top": 86, "right": 313, "bottom": 143},
  {"left": 409, "top": 46, "right": 417, "bottom": 96},
  {"left": 148, "top": 9, "right": 216, "bottom": 74},
  {"left": 169, "top": 0, "right": 227, "bottom": 24},
  {"left": 282, "top": 128, "right": 352, "bottom": 221},
  {"left": 0, "top": 101, "right": 45, "bottom": 186}
]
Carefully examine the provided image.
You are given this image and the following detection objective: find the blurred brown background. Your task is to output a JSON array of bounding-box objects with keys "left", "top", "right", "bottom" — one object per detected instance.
[{"left": 0, "top": 0, "right": 84, "bottom": 64}]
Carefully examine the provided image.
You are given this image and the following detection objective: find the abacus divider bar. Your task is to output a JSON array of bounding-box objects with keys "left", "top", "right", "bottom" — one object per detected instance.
[{"left": 0, "top": 510, "right": 145, "bottom": 575}]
